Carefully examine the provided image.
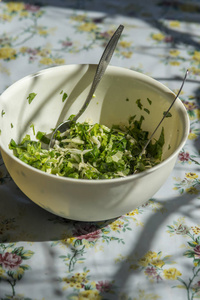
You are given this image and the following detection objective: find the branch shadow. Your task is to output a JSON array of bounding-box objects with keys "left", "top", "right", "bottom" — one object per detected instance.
[
  {"left": 2, "top": 0, "right": 200, "bottom": 53},
  {"left": 1, "top": 0, "right": 200, "bottom": 298}
]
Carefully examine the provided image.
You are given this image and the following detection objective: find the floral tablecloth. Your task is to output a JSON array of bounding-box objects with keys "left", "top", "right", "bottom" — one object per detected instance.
[{"left": 1, "top": 0, "right": 200, "bottom": 299}]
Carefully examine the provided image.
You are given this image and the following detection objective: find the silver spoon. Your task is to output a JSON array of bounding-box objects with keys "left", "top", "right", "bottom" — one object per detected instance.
[
  {"left": 139, "top": 69, "right": 189, "bottom": 158},
  {"left": 49, "top": 24, "right": 124, "bottom": 148}
]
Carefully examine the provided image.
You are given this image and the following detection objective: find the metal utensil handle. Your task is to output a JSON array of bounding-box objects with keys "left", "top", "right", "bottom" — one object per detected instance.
[
  {"left": 139, "top": 69, "right": 189, "bottom": 157},
  {"left": 73, "top": 24, "right": 124, "bottom": 122}
]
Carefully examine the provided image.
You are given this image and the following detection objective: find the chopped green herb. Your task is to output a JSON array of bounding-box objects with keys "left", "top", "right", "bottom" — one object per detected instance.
[
  {"left": 136, "top": 99, "right": 143, "bottom": 110},
  {"left": 36, "top": 131, "right": 50, "bottom": 144},
  {"left": 27, "top": 93, "right": 37, "bottom": 104},
  {"left": 1, "top": 110, "right": 5, "bottom": 117},
  {"left": 30, "top": 124, "right": 35, "bottom": 135},
  {"left": 9, "top": 116, "right": 165, "bottom": 179},
  {"left": 147, "top": 98, "right": 152, "bottom": 105},
  {"left": 144, "top": 108, "right": 150, "bottom": 114},
  {"left": 62, "top": 92, "right": 68, "bottom": 102},
  {"left": 60, "top": 90, "right": 63, "bottom": 94},
  {"left": 163, "top": 111, "right": 172, "bottom": 118},
  {"left": 11, "top": 123, "right": 14, "bottom": 128},
  {"left": 168, "top": 144, "right": 171, "bottom": 150}
]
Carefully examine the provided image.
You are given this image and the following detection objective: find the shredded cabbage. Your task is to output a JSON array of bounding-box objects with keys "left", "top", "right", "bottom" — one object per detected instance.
[{"left": 9, "top": 116, "right": 164, "bottom": 180}]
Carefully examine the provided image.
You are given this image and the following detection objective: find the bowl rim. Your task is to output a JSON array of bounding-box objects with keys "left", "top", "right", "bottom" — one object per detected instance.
[{"left": 0, "top": 64, "right": 190, "bottom": 185}]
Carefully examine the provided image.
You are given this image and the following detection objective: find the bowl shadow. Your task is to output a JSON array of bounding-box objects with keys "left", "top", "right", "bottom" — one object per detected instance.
[{"left": 0, "top": 176, "right": 116, "bottom": 243}]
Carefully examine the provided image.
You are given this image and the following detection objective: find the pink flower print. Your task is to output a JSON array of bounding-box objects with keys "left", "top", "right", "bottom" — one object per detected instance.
[
  {"left": 164, "top": 35, "right": 174, "bottom": 43},
  {"left": 145, "top": 267, "right": 162, "bottom": 282},
  {"left": 100, "top": 32, "right": 112, "bottom": 39},
  {"left": 178, "top": 151, "right": 190, "bottom": 162},
  {"left": 145, "top": 266, "right": 157, "bottom": 277},
  {"left": 0, "top": 252, "right": 22, "bottom": 270},
  {"left": 26, "top": 48, "right": 38, "bottom": 56},
  {"left": 96, "top": 280, "right": 112, "bottom": 292},
  {"left": 73, "top": 224, "right": 101, "bottom": 241},
  {"left": 175, "top": 224, "right": 189, "bottom": 235},
  {"left": 192, "top": 280, "right": 200, "bottom": 290},
  {"left": 194, "top": 245, "right": 200, "bottom": 258},
  {"left": 62, "top": 41, "right": 73, "bottom": 47},
  {"left": 24, "top": 4, "right": 40, "bottom": 12},
  {"left": 182, "top": 101, "right": 197, "bottom": 111}
]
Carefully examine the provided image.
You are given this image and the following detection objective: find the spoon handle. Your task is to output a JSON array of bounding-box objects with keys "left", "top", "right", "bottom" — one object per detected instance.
[
  {"left": 139, "top": 69, "right": 189, "bottom": 157},
  {"left": 73, "top": 24, "right": 124, "bottom": 123}
]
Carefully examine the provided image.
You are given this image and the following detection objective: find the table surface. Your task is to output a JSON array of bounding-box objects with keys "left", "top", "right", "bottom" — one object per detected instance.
[{"left": 0, "top": 1, "right": 200, "bottom": 299}]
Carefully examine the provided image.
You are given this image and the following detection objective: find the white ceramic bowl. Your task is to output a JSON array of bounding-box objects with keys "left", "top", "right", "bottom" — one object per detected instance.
[{"left": 0, "top": 65, "right": 189, "bottom": 221}]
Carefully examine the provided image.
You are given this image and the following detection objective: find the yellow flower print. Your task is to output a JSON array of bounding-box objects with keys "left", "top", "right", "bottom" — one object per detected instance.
[
  {"left": 173, "top": 187, "right": 179, "bottom": 191},
  {"left": 0, "top": 266, "right": 5, "bottom": 277},
  {"left": 173, "top": 89, "right": 184, "bottom": 96},
  {"left": 121, "top": 51, "right": 133, "bottom": 58},
  {"left": 191, "top": 226, "right": 200, "bottom": 235},
  {"left": 39, "top": 57, "right": 54, "bottom": 65},
  {"left": 20, "top": 46, "right": 28, "bottom": 53},
  {"left": 62, "top": 271, "right": 89, "bottom": 290},
  {"left": 38, "top": 29, "right": 48, "bottom": 36},
  {"left": 90, "top": 281, "right": 97, "bottom": 289},
  {"left": 169, "top": 49, "right": 180, "bottom": 57},
  {"left": 70, "top": 14, "right": 86, "bottom": 22},
  {"left": 126, "top": 209, "right": 139, "bottom": 216},
  {"left": 37, "top": 26, "right": 57, "bottom": 36},
  {"left": 185, "top": 172, "right": 198, "bottom": 179},
  {"left": 169, "top": 21, "right": 180, "bottom": 28},
  {"left": 77, "top": 290, "right": 102, "bottom": 300},
  {"left": 54, "top": 58, "right": 65, "bottom": 65},
  {"left": 190, "top": 67, "right": 200, "bottom": 76},
  {"left": 194, "top": 109, "right": 200, "bottom": 120},
  {"left": 138, "top": 251, "right": 157, "bottom": 267},
  {"left": 151, "top": 33, "right": 165, "bottom": 41},
  {"left": 78, "top": 23, "right": 97, "bottom": 32},
  {"left": 0, "top": 14, "right": 13, "bottom": 21},
  {"left": 20, "top": 11, "right": 29, "bottom": 17},
  {"left": 37, "top": 48, "right": 51, "bottom": 57},
  {"left": 192, "top": 51, "right": 200, "bottom": 63},
  {"left": 12, "top": 266, "right": 25, "bottom": 279},
  {"left": 151, "top": 259, "right": 165, "bottom": 268},
  {"left": 119, "top": 41, "right": 132, "bottom": 48},
  {"left": 163, "top": 267, "right": 182, "bottom": 280},
  {"left": 114, "top": 254, "right": 127, "bottom": 263},
  {"left": 194, "top": 261, "right": 199, "bottom": 267},
  {"left": 169, "top": 61, "right": 180, "bottom": 66},
  {"left": 6, "top": 2, "right": 25, "bottom": 12},
  {"left": 66, "top": 237, "right": 75, "bottom": 245},
  {"left": 0, "top": 47, "right": 16, "bottom": 60},
  {"left": 188, "top": 132, "right": 197, "bottom": 140},
  {"left": 35, "top": 11, "right": 44, "bottom": 18},
  {"left": 110, "top": 220, "right": 124, "bottom": 231},
  {"left": 133, "top": 289, "right": 160, "bottom": 300},
  {"left": 144, "top": 251, "right": 157, "bottom": 260},
  {"left": 186, "top": 187, "right": 199, "bottom": 195}
]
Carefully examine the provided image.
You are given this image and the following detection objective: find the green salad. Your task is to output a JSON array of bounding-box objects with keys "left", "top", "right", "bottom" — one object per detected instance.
[{"left": 9, "top": 116, "right": 164, "bottom": 180}]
